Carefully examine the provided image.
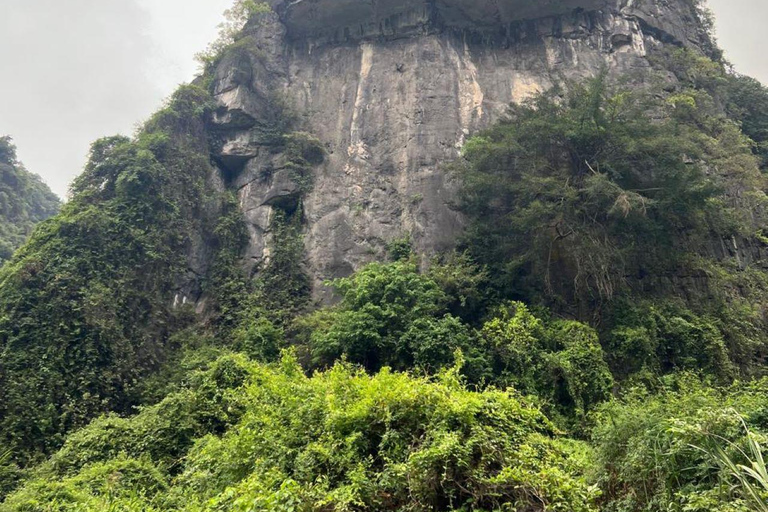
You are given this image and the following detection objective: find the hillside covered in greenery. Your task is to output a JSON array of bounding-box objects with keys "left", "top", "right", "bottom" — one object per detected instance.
[
  {"left": 0, "top": 137, "right": 60, "bottom": 264},
  {"left": 3, "top": 2, "right": 768, "bottom": 511}
]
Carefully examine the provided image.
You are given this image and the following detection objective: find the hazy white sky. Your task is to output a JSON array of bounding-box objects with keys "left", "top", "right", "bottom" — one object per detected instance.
[
  {"left": 708, "top": 0, "right": 767, "bottom": 84},
  {"left": 0, "top": 0, "right": 231, "bottom": 197},
  {"left": 0, "top": 0, "right": 765, "bottom": 197}
]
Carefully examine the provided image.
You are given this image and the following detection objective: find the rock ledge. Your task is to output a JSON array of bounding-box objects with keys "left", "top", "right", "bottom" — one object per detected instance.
[{"left": 267, "top": 0, "right": 610, "bottom": 40}]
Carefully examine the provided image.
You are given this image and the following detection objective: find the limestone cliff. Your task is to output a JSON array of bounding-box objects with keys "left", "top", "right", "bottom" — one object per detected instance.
[{"left": 207, "top": 0, "right": 710, "bottom": 299}]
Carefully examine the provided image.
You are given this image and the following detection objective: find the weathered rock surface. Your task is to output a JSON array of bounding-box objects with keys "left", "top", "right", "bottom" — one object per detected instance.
[
  {"left": 208, "top": 0, "right": 709, "bottom": 299},
  {"left": 266, "top": 0, "right": 611, "bottom": 42}
]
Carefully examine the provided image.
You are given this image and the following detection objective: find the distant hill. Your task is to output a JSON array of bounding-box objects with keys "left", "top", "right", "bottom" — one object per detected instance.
[{"left": 0, "top": 136, "right": 60, "bottom": 263}]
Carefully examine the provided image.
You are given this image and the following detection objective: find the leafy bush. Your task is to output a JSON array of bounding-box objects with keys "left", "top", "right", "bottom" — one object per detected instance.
[
  {"left": 300, "top": 260, "right": 612, "bottom": 425},
  {"left": 283, "top": 131, "right": 325, "bottom": 194},
  {"left": 708, "top": 422, "right": 768, "bottom": 512},
  {"left": 184, "top": 359, "right": 598, "bottom": 511},
  {"left": 725, "top": 73, "right": 768, "bottom": 168},
  {"left": 1, "top": 456, "right": 167, "bottom": 512},
  {"left": 40, "top": 354, "right": 248, "bottom": 478},
  {"left": 4, "top": 7, "right": 768, "bottom": 511},
  {"left": 606, "top": 301, "right": 735, "bottom": 381},
  {"left": 664, "top": 47, "right": 768, "bottom": 169},
  {"left": 195, "top": 1, "right": 273, "bottom": 69},
  {"left": 480, "top": 303, "right": 613, "bottom": 423},
  {"left": 302, "top": 259, "right": 493, "bottom": 379},
  {"left": 3, "top": 354, "right": 600, "bottom": 511},
  {"left": 591, "top": 376, "right": 768, "bottom": 511}
]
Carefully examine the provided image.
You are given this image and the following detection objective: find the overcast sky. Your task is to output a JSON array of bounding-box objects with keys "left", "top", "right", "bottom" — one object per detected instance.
[{"left": 0, "top": 0, "right": 765, "bottom": 197}]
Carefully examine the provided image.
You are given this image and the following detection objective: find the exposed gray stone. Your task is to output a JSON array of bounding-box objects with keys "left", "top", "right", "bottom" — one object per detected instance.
[
  {"left": 209, "top": 0, "right": 709, "bottom": 300},
  {"left": 265, "top": 0, "right": 611, "bottom": 42}
]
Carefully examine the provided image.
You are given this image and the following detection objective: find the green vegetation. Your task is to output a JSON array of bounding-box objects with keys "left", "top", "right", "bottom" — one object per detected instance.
[
  {"left": 456, "top": 70, "right": 765, "bottom": 308},
  {"left": 456, "top": 66, "right": 768, "bottom": 381},
  {"left": 0, "top": 137, "right": 60, "bottom": 264},
  {"left": 0, "top": 43, "right": 323, "bottom": 482},
  {"left": 0, "top": 85, "right": 220, "bottom": 472},
  {"left": 4, "top": 2, "right": 768, "bottom": 510},
  {"left": 725, "top": 73, "right": 768, "bottom": 168},
  {"left": 591, "top": 376, "right": 768, "bottom": 511},
  {"left": 195, "top": 1, "right": 273, "bottom": 71},
  {"left": 297, "top": 258, "right": 611, "bottom": 424},
  {"left": 1, "top": 353, "right": 599, "bottom": 511},
  {"left": 709, "top": 422, "right": 768, "bottom": 512}
]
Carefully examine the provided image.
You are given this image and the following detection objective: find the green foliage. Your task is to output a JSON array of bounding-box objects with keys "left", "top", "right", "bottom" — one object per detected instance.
[
  {"left": 39, "top": 354, "right": 248, "bottom": 478},
  {"left": 3, "top": 354, "right": 599, "bottom": 511},
  {"left": 662, "top": 47, "right": 727, "bottom": 92},
  {"left": 127, "top": 329, "right": 230, "bottom": 406},
  {"left": 4, "top": 15, "right": 768, "bottom": 512},
  {"left": 233, "top": 316, "right": 284, "bottom": 362},
  {"left": 662, "top": 47, "right": 768, "bottom": 168},
  {"left": 427, "top": 252, "right": 491, "bottom": 323},
  {"left": 607, "top": 301, "right": 735, "bottom": 381},
  {"left": 544, "top": 320, "right": 615, "bottom": 421},
  {"left": 724, "top": 73, "right": 768, "bottom": 168},
  {"left": 195, "top": 1, "right": 273, "bottom": 71},
  {"left": 479, "top": 302, "right": 543, "bottom": 392},
  {"left": 283, "top": 132, "right": 325, "bottom": 194},
  {"left": 251, "top": 207, "right": 312, "bottom": 325},
  {"left": 0, "top": 355, "right": 249, "bottom": 511},
  {"left": 707, "top": 421, "right": 768, "bottom": 512},
  {"left": 457, "top": 73, "right": 765, "bottom": 313},
  {"left": 301, "top": 259, "right": 496, "bottom": 381},
  {"left": 480, "top": 303, "right": 613, "bottom": 423},
  {"left": 199, "top": 194, "right": 311, "bottom": 369},
  {"left": 456, "top": 69, "right": 768, "bottom": 379},
  {"left": 299, "top": 259, "right": 611, "bottom": 425},
  {"left": 0, "top": 456, "right": 167, "bottom": 512},
  {"left": 202, "top": 182, "right": 313, "bottom": 364},
  {"left": 591, "top": 376, "right": 768, "bottom": 511},
  {"left": 0, "top": 136, "right": 60, "bottom": 265},
  {"left": 305, "top": 259, "right": 453, "bottom": 372},
  {"left": 386, "top": 235, "right": 413, "bottom": 262},
  {"left": 0, "top": 85, "right": 218, "bottom": 472},
  {"left": 203, "top": 193, "right": 251, "bottom": 334}
]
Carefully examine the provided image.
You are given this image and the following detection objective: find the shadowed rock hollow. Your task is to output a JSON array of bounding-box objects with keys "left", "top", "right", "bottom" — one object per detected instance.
[{"left": 208, "top": 0, "right": 709, "bottom": 300}]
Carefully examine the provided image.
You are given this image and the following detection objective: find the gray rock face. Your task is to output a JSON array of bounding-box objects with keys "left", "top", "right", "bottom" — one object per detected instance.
[
  {"left": 266, "top": 0, "right": 610, "bottom": 41},
  {"left": 209, "top": 0, "right": 708, "bottom": 299}
]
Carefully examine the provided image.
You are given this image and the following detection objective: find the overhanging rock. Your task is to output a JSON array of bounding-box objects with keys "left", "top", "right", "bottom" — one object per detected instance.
[{"left": 267, "top": 0, "right": 610, "bottom": 40}]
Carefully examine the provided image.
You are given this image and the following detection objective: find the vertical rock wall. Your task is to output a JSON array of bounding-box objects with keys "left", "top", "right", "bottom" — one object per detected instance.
[{"left": 208, "top": 0, "right": 709, "bottom": 299}]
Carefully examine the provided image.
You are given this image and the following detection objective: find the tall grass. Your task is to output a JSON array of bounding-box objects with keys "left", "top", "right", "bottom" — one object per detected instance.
[{"left": 702, "top": 418, "right": 768, "bottom": 511}]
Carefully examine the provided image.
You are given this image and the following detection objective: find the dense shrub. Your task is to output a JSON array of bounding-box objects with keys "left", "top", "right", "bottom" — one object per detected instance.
[
  {"left": 298, "top": 259, "right": 613, "bottom": 426},
  {"left": 725, "top": 73, "right": 768, "bottom": 168},
  {"left": 455, "top": 69, "right": 768, "bottom": 380},
  {"left": 195, "top": 1, "right": 273, "bottom": 70},
  {"left": 299, "top": 258, "right": 497, "bottom": 382},
  {"left": 3, "top": 4, "right": 768, "bottom": 510},
  {"left": 304, "top": 260, "right": 453, "bottom": 371},
  {"left": 592, "top": 376, "right": 768, "bottom": 511},
  {"left": 480, "top": 303, "right": 613, "bottom": 423},
  {"left": 1, "top": 456, "right": 167, "bottom": 511},
  {"left": 607, "top": 301, "right": 735, "bottom": 381},
  {"left": 2, "top": 354, "right": 599, "bottom": 512}
]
